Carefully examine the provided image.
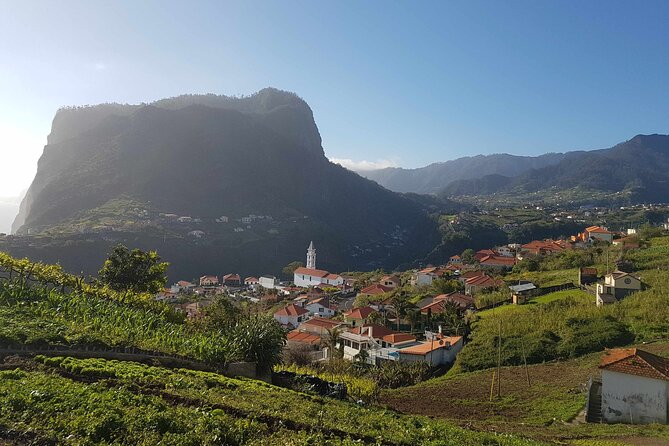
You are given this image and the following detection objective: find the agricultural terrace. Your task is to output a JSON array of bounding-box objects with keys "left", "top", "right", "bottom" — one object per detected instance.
[{"left": 0, "top": 355, "right": 541, "bottom": 446}]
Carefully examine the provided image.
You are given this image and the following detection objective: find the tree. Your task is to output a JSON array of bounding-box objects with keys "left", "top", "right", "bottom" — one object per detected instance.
[
  {"left": 282, "top": 261, "right": 304, "bottom": 279},
  {"left": 392, "top": 296, "right": 413, "bottom": 331},
  {"left": 324, "top": 327, "right": 344, "bottom": 360},
  {"left": 98, "top": 244, "right": 168, "bottom": 294},
  {"left": 431, "top": 278, "right": 462, "bottom": 295},
  {"left": 461, "top": 248, "right": 476, "bottom": 264}
]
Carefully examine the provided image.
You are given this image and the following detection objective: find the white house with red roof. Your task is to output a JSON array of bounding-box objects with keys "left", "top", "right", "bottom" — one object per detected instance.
[
  {"left": 343, "top": 306, "right": 377, "bottom": 327},
  {"left": 199, "top": 275, "right": 219, "bottom": 287},
  {"left": 304, "top": 296, "right": 336, "bottom": 318},
  {"left": 274, "top": 304, "right": 309, "bottom": 328},
  {"left": 597, "top": 348, "right": 669, "bottom": 424},
  {"left": 398, "top": 334, "right": 463, "bottom": 366}
]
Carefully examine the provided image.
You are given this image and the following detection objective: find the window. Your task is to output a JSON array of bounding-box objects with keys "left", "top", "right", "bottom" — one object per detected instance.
[{"left": 624, "top": 278, "right": 632, "bottom": 285}]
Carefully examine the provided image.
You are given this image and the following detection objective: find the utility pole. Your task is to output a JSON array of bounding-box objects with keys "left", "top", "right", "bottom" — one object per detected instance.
[
  {"left": 520, "top": 337, "right": 531, "bottom": 387},
  {"left": 496, "top": 318, "right": 502, "bottom": 398}
]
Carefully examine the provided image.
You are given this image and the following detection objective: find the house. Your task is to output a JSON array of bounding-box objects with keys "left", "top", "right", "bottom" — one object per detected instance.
[
  {"left": 509, "top": 283, "right": 537, "bottom": 305},
  {"left": 343, "top": 306, "right": 377, "bottom": 327},
  {"left": 520, "top": 239, "right": 567, "bottom": 256},
  {"left": 464, "top": 274, "right": 503, "bottom": 295},
  {"left": 457, "top": 270, "right": 483, "bottom": 284},
  {"left": 293, "top": 267, "right": 344, "bottom": 287},
  {"left": 448, "top": 255, "right": 462, "bottom": 264},
  {"left": 579, "top": 267, "right": 599, "bottom": 285},
  {"left": 222, "top": 273, "right": 241, "bottom": 287},
  {"left": 199, "top": 275, "right": 219, "bottom": 288},
  {"left": 170, "top": 280, "right": 195, "bottom": 294},
  {"left": 337, "top": 328, "right": 377, "bottom": 361},
  {"left": 479, "top": 255, "right": 516, "bottom": 269},
  {"left": 474, "top": 249, "right": 497, "bottom": 261},
  {"left": 415, "top": 266, "right": 447, "bottom": 286},
  {"left": 584, "top": 226, "right": 614, "bottom": 243},
  {"left": 398, "top": 335, "right": 463, "bottom": 366},
  {"left": 612, "top": 236, "right": 640, "bottom": 250},
  {"left": 379, "top": 275, "right": 401, "bottom": 288},
  {"left": 286, "top": 330, "right": 322, "bottom": 349},
  {"left": 299, "top": 317, "right": 344, "bottom": 336},
  {"left": 494, "top": 246, "right": 515, "bottom": 258},
  {"left": 420, "top": 293, "right": 474, "bottom": 315},
  {"left": 597, "top": 348, "right": 669, "bottom": 424},
  {"left": 304, "top": 297, "right": 336, "bottom": 318},
  {"left": 358, "top": 283, "right": 393, "bottom": 296},
  {"left": 596, "top": 271, "right": 643, "bottom": 306},
  {"left": 274, "top": 304, "right": 310, "bottom": 328},
  {"left": 381, "top": 333, "right": 418, "bottom": 349},
  {"left": 259, "top": 275, "right": 280, "bottom": 289},
  {"left": 244, "top": 276, "right": 259, "bottom": 286}
]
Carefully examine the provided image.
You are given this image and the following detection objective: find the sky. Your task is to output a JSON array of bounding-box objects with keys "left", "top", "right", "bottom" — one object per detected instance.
[{"left": 1, "top": 1, "right": 669, "bottom": 218}]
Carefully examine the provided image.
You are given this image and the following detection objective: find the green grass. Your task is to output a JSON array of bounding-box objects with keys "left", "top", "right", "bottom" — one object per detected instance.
[
  {"left": 477, "top": 289, "right": 592, "bottom": 318},
  {"left": 0, "top": 356, "right": 545, "bottom": 446}
]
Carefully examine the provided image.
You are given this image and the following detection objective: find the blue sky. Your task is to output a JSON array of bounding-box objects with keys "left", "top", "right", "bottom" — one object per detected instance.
[{"left": 1, "top": 0, "right": 669, "bottom": 203}]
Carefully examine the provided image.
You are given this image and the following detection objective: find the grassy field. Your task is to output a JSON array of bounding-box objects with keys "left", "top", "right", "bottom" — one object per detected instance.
[
  {"left": 478, "top": 289, "right": 593, "bottom": 318},
  {"left": 381, "top": 342, "right": 669, "bottom": 444}
]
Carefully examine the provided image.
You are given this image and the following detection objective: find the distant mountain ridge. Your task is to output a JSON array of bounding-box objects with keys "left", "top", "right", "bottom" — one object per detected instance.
[
  {"left": 440, "top": 134, "right": 669, "bottom": 203},
  {"left": 359, "top": 152, "right": 566, "bottom": 194},
  {"left": 9, "top": 88, "right": 447, "bottom": 279}
]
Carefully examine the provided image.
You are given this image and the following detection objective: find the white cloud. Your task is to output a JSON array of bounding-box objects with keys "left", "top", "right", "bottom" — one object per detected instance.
[
  {"left": 93, "top": 62, "right": 107, "bottom": 71},
  {"left": 329, "top": 157, "right": 400, "bottom": 172}
]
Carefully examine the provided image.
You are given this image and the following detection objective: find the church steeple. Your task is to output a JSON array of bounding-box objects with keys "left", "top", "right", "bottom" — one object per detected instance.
[{"left": 306, "top": 241, "right": 316, "bottom": 269}]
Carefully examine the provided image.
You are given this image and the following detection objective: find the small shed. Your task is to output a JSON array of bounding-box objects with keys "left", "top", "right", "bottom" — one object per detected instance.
[{"left": 509, "top": 283, "right": 537, "bottom": 305}]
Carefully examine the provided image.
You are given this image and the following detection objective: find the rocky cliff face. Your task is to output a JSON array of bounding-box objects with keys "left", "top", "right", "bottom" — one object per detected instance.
[{"left": 10, "top": 88, "right": 441, "bottom": 278}]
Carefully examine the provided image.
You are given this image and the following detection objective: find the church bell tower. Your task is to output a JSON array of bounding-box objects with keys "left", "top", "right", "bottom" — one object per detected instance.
[{"left": 306, "top": 241, "right": 316, "bottom": 269}]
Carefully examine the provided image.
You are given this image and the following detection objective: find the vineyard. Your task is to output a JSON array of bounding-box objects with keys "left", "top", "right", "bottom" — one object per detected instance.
[
  {"left": 0, "top": 355, "right": 542, "bottom": 445},
  {"left": 0, "top": 252, "right": 284, "bottom": 371}
]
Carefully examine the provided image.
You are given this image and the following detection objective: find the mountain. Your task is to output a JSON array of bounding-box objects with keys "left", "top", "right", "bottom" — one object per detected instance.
[
  {"left": 8, "top": 88, "right": 445, "bottom": 279},
  {"left": 359, "top": 152, "right": 566, "bottom": 194},
  {"left": 440, "top": 134, "right": 669, "bottom": 203}
]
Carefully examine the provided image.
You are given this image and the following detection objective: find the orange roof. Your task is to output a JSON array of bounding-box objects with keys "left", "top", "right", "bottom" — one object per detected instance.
[
  {"left": 223, "top": 273, "right": 240, "bottom": 281},
  {"left": 479, "top": 255, "right": 516, "bottom": 267},
  {"left": 465, "top": 274, "right": 501, "bottom": 287},
  {"left": 380, "top": 275, "right": 400, "bottom": 283},
  {"left": 301, "top": 317, "right": 342, "bottom": 329},
  {"left": 400, "top": 336, "right": 463, "bottom": 355},
  {"left": 460, "top": 270, "right": 483, "bottom": 279},
  {"left": 177, "top": 280, "right": 194, "bottom": 287},
  {"left": 345, "top": 306, "right": 376, "bottom": 320},
  {"left": 382, "top": 333, "right": 416, "bottom": 344},
  {"left": 274, "top": 304, "right": 309, "bottom": 317},
  {"left": 349, "top": 324, "right": 396, "bottom": 339},
  {"left": 287, "top": 330, "right": 321, "bottom": 345},
  {"left": 586, "top": 226, "right": 612, "bottom": 234},
  {"left": 294, "top": 267, "right": 329, "bottom": 278},
  {"left": 244, "top": 276, "right": 258, "bottom": 282},
  {"left": 599, "top": 348, "right": 669, "bottom": 381},
  {"left": 360, "top": 284, "right": 393, "bottom": 295}
]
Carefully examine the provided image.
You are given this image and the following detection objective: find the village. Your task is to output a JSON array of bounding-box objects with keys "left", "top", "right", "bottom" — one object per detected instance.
[{"left": 149, "top": 218, "right": 669, "bottom": 426}]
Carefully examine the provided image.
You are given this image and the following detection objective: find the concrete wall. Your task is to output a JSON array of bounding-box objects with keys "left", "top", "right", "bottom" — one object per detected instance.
[{"left": 602, "top": 370, "right": 668, "bottom": 424}]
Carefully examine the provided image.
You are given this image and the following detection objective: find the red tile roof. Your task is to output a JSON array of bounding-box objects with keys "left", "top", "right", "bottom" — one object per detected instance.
[
  {"left": 294, "top": 267, "right": 330, "bottom": 278},
  {"left": 479, "top": 255, "right": 516, "bottom": 267},
  {"left": 287, "top": 330, "right": 321, "bottom": 345},
  {"left": 223, "top": 273, "right": 241, "bottom": 281},
  {"left": 360, "top": 284, "right": 393, "bottom": 295},
  {"left": 349, "top": 324, "right": 396, "bottom": 339},
  {"left": 300, "top": 317, "right": 342, "bottom": 330},
  {"left": 345, "top": 306, "right": 376, "bottom": 320},
  {"left": 274, "top": 304, "right": 309, "bottom": 317},
  {"left": 177, "top": 280, "right": 194, "bottom": 287},
  {"left": 382, "top": 333, "right": 417, "bottom": 344},
  {"left": 599, "top": 348, "right": 669, "bottom": 381},
  {"left": 400, "top": 336, "right": 463, "bottom": 355}
]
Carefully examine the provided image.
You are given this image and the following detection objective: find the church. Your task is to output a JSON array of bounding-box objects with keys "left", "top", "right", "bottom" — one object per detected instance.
[{"left": 293, "top": 241, "right": 344, "bottom": 288}]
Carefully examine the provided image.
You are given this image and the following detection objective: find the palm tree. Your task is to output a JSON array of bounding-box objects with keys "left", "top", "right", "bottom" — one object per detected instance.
[
  {"left": 324, "top": 327, "right": 344, "bottom": 360},
  {"left": 392, "top": 296, "right": 413, "bottom": 331}
]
